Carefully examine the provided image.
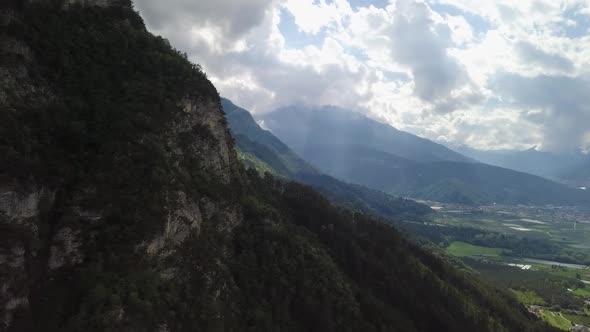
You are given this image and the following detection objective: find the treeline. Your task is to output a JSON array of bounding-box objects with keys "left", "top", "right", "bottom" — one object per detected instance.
[
  {"left": 230, "top": 170, "right": 559, "bottom": 332},
  {"left": 465, "top": 259, "right": 586, "bottom": 310},
  {"left": 0, "top": 2, "right": 559, "bottom": 331}
]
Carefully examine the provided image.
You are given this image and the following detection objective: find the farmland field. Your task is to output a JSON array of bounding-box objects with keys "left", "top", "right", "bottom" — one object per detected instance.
[
  {"left": 540, "top": 310, "right": 572, "bottom": 330},
  {"left": 406, "top": 203, "right": 590, "bottom": 330},
  {"left": 563, "top": 314, "right": 590, "bottom": 327},
  {"left": 445, "top": 241, "right": 509, "bottom": 258},
  {"left": 510, "top": 289, "right": 545, "bottom": 305}
]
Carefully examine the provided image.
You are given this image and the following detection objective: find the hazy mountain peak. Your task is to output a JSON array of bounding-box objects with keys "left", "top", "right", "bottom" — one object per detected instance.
[{"left": 258, "top": 104, "right": 471, "bottom": 163}]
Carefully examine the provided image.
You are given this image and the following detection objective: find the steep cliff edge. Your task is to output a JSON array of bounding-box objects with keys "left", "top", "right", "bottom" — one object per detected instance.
[
  {"left": 0, "top": 1, "right": 243, "bottom": 330},
  {"left": 0, "top": 1, "right": 559, "bottom": 332}
]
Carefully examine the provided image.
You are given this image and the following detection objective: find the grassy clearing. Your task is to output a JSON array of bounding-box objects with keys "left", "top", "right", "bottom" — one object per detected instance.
[
  {"left": 540, "top": 310, "right": 573, "bottom": 330},
  {"left": 435, "top": 210, "right": 590, "bottom": 248},
  {"left": 446, "top": 241, "right": 509, "bottom": 258},
  {"left": 238, "top": 151, "right": 276, "bottom": 175},
  {"left": 510, "top": 289, "right": 545, "bottom": 305},
  {"left": 563, "top": 314, "right": 590, "bottom": 327},
  {"left": 573, "top": 287, "right": 590, "bottom": 297}
]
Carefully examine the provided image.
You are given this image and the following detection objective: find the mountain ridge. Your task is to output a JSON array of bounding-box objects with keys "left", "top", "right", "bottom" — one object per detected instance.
[
  {"left": 258, "top": 105, "right": 590, "bottom": 205},
  {"left": 0, "top": 2, "right": 558, "bottom": 331},
  {"left": 222, "top": 97, "right": 433, "bottom": 220},
  {"left": 454, "top": 145, "right": 587, "bottom": 179},
  {"left": 259, "top": 104, "right": 473, "bottom": 163}
]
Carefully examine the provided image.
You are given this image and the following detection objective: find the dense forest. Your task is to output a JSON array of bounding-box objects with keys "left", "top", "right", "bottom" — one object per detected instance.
[
  {"left": 0, "top": 1, "right": 559, "bottom": 331},
  {"left": 235, "top": 171, "right": 559, "bottom": 332}
]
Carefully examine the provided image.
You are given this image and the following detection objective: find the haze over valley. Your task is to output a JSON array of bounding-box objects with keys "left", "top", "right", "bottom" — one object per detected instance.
[{"left": 1, "top": 0, "right": 590, "bottom": 331}]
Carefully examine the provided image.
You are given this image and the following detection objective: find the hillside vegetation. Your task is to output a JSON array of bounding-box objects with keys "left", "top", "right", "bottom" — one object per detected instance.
[
  {"left": 223, "top": 98, "right": 432, "bottom": 220},
  {"left": 0, "top": 1, "right": 559, "bottom": 331}
]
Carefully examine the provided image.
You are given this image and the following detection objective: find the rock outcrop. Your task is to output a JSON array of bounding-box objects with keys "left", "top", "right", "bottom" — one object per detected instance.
[{"left": 0, "top": 1, "right": 243, "bottom": 329}]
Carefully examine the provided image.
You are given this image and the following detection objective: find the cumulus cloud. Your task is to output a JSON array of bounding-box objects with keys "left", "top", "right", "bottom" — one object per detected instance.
[
  {"left": 515, "top": 41, "right": 574, "bottom": 73},
  {"left": 492, "top": 73, "right": 590, "bottom": 152},
  {"left": 135, "top": 0, "right": 272, "bottom": 40},
  {"left": 283, "top": 0, "right": 352, "bottom": 34},
  {"left": 133, "top": 0, "right": 590, "bottom": 152},
  {"left": 389, "top": 0, "right": 468, "bottom": 102}
]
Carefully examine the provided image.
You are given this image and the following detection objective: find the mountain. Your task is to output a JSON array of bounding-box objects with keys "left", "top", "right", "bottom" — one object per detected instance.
[
  {"left": 223, "top": 98, "right": 320, "bottom": 178},
  {"left": 259, "top": 104, "right": 472, "bottom": 163},
  {"left": 222, "top": 98, "right": 432, "bottom": 220},
  {"left": 259, "top": 106, "right": 590, "bottom": 206},
  {"left": 559, "top": 157, "right": 590, "bottom": 187},
  {"left": 0, "top": 1, "right": 557, "bottom": 331},
  {"left": 454, "top": 145, "right": 586, "bottom": 179}
]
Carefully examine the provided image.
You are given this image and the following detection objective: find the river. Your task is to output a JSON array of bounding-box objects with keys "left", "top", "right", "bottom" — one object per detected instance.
[{"left": 522, "top": 258, "right": 587, "bottom": 269}]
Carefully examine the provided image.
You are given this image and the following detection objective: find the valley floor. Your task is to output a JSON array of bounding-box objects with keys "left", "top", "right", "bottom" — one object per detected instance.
[{"left": 397, "top": 202, "right": 590, "bottom": 330}]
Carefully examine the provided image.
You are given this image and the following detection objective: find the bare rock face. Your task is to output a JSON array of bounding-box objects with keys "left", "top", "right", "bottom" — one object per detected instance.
[
  {"left": 143, "top": 191, "right": 203, "bottom": 257},
  {"left": 0, "top": 36, "right": 33, "bottom": 63},
  {"left": 0, "top": 187, "right": 47, "bottom": 329},
  {"left": 176, "top": 98, "right": 237, "bottom": 184},
  {"left": 0, "top": 187, "right": 52, "bottom": 221},
  {"left": 48, "top": 227, "right": 84, "bottom": 270},
  {"left": 0, "top": 2, "right": 244, "bottom": 330}
]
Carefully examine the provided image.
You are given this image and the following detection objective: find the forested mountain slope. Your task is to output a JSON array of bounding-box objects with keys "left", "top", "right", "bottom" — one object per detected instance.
[
  {"left": 223, "top": 98, "right": 431, "bottom": 220},
  {"left": 259, "top": 104, "right": 472, "bottom": 163},
  {"left": 259, "top": 106, "right": 590, "bottom": 206},
  {"left": 0, "top": 1, "right": 557, "bottom": 331}
]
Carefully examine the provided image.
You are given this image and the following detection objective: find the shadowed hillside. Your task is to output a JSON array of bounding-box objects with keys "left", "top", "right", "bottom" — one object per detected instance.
[{"left": 0, "top": 1, "right": 559, "bottom": 331}]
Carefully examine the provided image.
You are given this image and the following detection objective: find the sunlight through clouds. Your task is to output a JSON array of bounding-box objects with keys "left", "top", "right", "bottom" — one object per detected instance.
[{"left": 134, "top": 0, "right": 590, "bottom": 152}]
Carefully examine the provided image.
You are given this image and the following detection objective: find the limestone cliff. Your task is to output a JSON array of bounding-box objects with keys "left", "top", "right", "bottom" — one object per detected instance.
[
  {"left": 0, "top": 1, "right": 243, "bottom": 330},
  {"left": 0, "top": 2, "right": 562, "bottom": 332}
]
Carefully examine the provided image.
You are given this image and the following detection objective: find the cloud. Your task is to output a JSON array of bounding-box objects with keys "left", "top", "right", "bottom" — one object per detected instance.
[
  {"left": 389, "top": 0, "right": 466, "bottom": 101},
  {"left": 385, "top": 0, "right": 484, "bottom": 113},
  {"left": 135, "top": 0, "right": 273, "bottom": 40},
  {"left": 134, "top": 0, "right": 590, "bottom": 152},
  {"left": 515, "top": 41, "right": 574, "bottom": 73},
  {"left": 493, "top": 73, "right": 590, "bottom": 152},
  {"left": 283, "top": 0, "right": 352, "bottom": 34}
]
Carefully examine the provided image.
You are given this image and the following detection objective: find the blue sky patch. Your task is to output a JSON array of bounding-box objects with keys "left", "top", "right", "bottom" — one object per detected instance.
[
  {"left": 560, "top": 7, "right": 590, "bottom": 38},
  {"left": 349, "top": 0, "right": 390, "bottom": 10},
  {"left": 429, "top": 2, "right": 493, "bottom": 34},
  {"left": 279, "top": 8, "right": 326, "bottom": 49}
]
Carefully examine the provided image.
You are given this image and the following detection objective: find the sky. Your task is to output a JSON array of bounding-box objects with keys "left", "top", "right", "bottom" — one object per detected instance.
[{"left": 134, "top": 0, "right": 590, "bottom": 153}]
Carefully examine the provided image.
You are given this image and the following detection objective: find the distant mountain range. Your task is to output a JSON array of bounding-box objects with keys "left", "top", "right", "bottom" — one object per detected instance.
[
  {"left": 257, "top": 105, "right": 590, "bottom": 206},
  {"left": 0, "top": 2, "right": 563, "bottom": 330},
  {"left": 260, "top": 104, "right": 472, "bottom": 163},
  {"left": 559, "top": 157, "right": 590, "bottom": 187},
  {"left": 453, "top": 145, "right": 587, "bottom": 180},
  {"left": 222, "top": 98, "right": 432, "bottom": 220}
]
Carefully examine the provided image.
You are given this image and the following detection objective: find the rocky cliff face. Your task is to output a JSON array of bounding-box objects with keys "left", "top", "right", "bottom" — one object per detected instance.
[
  {"left": 0, "top": 2, "right": 561, "bottom": 332},
  {"left": 0, "top": 1, "right": 243, "bottom": 330}
]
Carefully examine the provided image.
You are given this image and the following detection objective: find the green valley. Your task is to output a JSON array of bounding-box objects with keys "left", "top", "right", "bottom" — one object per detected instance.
[{"left": 0, "top": 1, "right": 563, "bottom": 331}]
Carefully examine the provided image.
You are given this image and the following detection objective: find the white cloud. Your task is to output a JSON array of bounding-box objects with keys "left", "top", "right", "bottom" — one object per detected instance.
[
  {"left": 446, "top": 14, "right": 475, "bottom": 45},
  {"left": 134, "top": 0, "right": 590, "bottom": 152},
  {"left": 283, "top": 0, "right": 353, "bottom": 34}
]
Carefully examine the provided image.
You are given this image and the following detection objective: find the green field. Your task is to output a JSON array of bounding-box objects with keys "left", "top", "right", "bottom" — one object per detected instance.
[
  {"left": 431, "top": 207, "right": 590, "bottom": 329},
  {"left": 446, "top": 241, "right": 509, "bottom": 258},
  {"left": 563, "top": 314, "right": 590, "bottom": 328},
  {"left": 510, "top": 289, "right": 545, "bottom": 305},
  {"left": 540, "top": 310, "right": 573, "bottom": 330},
  {"left": 433, "top": 210, "right": 590, "bottom": 252},
  {"left": 573, "top": 287, "right": 590, "bottom": 297}
]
